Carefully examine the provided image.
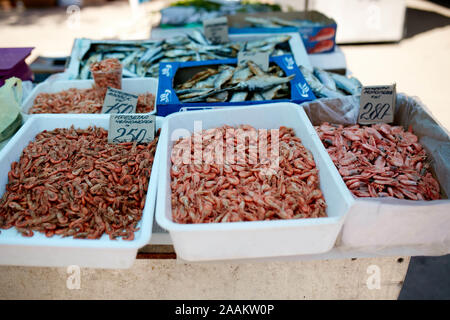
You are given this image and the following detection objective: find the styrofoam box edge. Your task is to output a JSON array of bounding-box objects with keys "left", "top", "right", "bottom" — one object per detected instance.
[
  {"left": 156, "top": 102, "right": 354, "bottom": 261},
  {"left": 0, "top": 114, "right": 162, "bottom": 269},
  {"left": 21, "top": 78, "right": 158, "bottom": 121}
]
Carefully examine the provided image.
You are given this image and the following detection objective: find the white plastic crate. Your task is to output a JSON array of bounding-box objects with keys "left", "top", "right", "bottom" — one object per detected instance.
[
  {"left": 156, "top": 103, "right": 354, "bottom": 261},
  {"left": 21, "top": 78, "right": 158, "bottom": 119},
  {"left": 0, "top": 114, "right": 162, "bottom": 269}
]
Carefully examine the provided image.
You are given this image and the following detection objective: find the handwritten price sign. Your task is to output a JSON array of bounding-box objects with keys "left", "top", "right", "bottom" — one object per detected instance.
[
  {"left": 358, "top": 84, "right": 396, "bottom": 124},
  {"left": 102, "top": 87, "right": 138, "bottom": 114},
  {"left": 108, "top": 114, "right": 155, "bottom": 144},
  {"left": 203, "top": 17, "right": 229, "bottom": 44}
]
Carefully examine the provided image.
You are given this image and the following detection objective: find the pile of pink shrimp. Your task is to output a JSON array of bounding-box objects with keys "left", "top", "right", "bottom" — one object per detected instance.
[{"left": 170, "top": 125, "right": 327, "bottom": 224}]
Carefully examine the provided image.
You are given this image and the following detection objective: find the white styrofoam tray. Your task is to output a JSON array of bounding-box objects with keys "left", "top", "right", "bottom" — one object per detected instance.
[
  {"left": 0, "top": 114, "right": 162, "bottom": 269},
  {"left": 155, "top": 103, "right": 354, "bottom": 261},
  {"left": 21, "top": 78, "right": 158, "bottom": 120}
]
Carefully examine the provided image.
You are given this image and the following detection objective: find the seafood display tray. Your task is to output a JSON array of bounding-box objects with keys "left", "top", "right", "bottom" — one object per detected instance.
[
  {"left": 21, "top": 78, "right": 158, "bottom": 119},
  {"left": 0, "top": 114, "right": 162, "bottom": 269},
  {"left": 301, "top": 94, "right": 450, "bottom": 251},
  {"left": 227, "top": 30, "right": 312, "bottom": 70},
  {"left": 156, "top": 55, "right": 315, "bottom": 117},
  {"left": 156, "top": 103, "right": 354, "bottom": 261}
]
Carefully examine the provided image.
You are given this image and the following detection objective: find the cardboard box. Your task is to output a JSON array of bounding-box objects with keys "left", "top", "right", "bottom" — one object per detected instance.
[
  {"left": 227, "top": 11, "right": 337, "bottom": 54},
  {"left": 155, "top": 55, "right": 316, "bottom": 117}
]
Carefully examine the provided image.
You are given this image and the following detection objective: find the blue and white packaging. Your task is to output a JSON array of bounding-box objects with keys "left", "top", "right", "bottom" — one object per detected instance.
[{"left": 156, "top": 55, "right": 316, "bottom": 117}]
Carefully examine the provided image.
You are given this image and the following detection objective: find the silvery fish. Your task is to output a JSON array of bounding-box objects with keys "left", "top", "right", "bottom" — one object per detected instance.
[
  {"left": 329, "top": 72, "right": 362, "bottom": 95},
  {"left": 251, "top": 93, "right": 266, "bottom": 101},
  {"left": 235, "top": 74, "right": 295, "bottom": 92},
  {"left": 178, "top": 88, "right": 214, "bottom": 100},
  {"left": 269, "top": 17, "right": 303, "bottom": 27},
  {"left": 79, "top": 53, "right": 102, "bottom": 79},
  {"left": 103, "top": 53, "right": 126, "bottom": 60},
  {"left": 121, "top": 50, "right": 142, "bottom": 69},
  {"left": 165, "top": 36, "right": 190, "bottom": 46},
  {"left": 139, "top": 47, "right": 162, "bottom": 66},
  {"left": 245, "top": 17, "right": 324, "bottom": 28},
  {"left": 184, "top": 68, "right": 218, "bottom": 87},
  {"left": 230, "top": 66, "right": 252, "bottom": 84},
  {"left": 176, "top": 61, "right": 296, "bottom": 103},
  {"left": 207, "top": 91, "right": 228, "bottom": 102},
  {"left": 247, "top": 61, "right": 266, "bottom": 76},
  {"left": 244, "top": 17, "right": 279, "bottom": 28},
  {"left": 76, "top": 31, "right": 294, "bottom": 79},
  {"left": 245, "top": 36, "right": 291, "bottom": 51},
  {"left": 193, "top": 73, "right": 220, "bottom": 89},
  {"left": 122, "top": 68, "right": 138, "bottom": 78},
  {"left": 164, "top": 50, "right": 197, "bottom": 58},
  {"left": 188, "top": 29, "right": 210, "bottom": 45},
  {"left": 349, "top": 77, "right": 363, "bottom": 91}
]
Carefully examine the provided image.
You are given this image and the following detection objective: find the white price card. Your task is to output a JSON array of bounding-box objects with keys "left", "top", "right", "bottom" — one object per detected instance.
[
  {"left": 358, "top": 84, "right": 396, "bottom": 124},
  {"left": 238, "top": 51, "right": 269, "bottom": 71},
  {"left": 101, "top": 87, "right": 138, "bottom": 114},
  {"left": 203, "top": 17, "right": 229, "bottom": 44},
  {"left": 108, "top": 114, "right": 155, "bottom": 144}
]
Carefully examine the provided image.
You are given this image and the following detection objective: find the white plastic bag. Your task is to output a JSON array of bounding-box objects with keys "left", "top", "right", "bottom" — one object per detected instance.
[
  {"left": 0, "top": 77, "right": 22, "bottom": 142},
  {"left": 300, "top": 94, "right": 450, "bottom": 255}
]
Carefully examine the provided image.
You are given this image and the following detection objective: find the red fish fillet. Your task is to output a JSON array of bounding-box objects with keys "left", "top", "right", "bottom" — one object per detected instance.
[{"left": 309, "top": 27, "right": 336, "bottom": 42}]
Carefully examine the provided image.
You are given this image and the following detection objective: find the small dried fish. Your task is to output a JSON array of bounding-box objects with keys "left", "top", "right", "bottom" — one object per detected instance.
[{"left": 175, "top": 61, "right": 293, "bottom": 103}]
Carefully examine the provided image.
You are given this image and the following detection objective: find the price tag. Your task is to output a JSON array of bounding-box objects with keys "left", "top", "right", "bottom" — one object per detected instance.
[
  {"left": 101, "top": 87, "right": 138, "bottom": 114},
  {"left": 358, "top": 84, "right": 396, "bottom": 124},
  {"left": 237, "top": 51, "right": 269, "bottom": 72},
  {"left": 203, "top": 17, "right": 229, "bottom": 44},
  {"left": 108, "top": 114, "right": 155, "bottom": 144}
]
